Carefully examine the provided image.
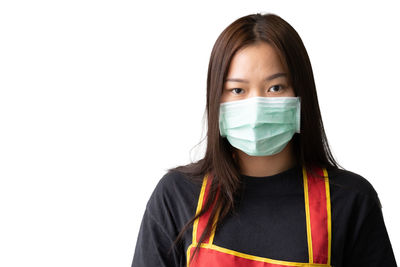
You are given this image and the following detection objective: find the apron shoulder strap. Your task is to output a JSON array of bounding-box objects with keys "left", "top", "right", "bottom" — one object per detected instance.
[
  {"left": 303, "top": 166, "right": 332, "bottom": 265},
  {"left": 193, "top": 172, "right": 220, "bottom": 246}
]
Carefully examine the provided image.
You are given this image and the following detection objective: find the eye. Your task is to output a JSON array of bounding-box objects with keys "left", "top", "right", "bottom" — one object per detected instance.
[
  {"left": 268, "top": 85, "right": 284, "bottom": 93},
  {"left": 229, "top": 88, "right": 244, "bottom": 95}
]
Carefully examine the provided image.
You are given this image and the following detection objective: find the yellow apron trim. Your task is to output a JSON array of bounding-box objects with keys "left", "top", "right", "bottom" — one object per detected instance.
[
  {"left": 208, "top": 203, "right": 221, "bottom": 245},
  {"left": 302, "top": 167, "right": 313, "bottom": 263},
  {"left": 192, "top": 174, "right": 208, "bottom": 244},
  {"left": 323, "top": 168, "right": 332, "bottom": 265},
  {"left": 186, "top": 243, "right": 331, "bottom": 267}
]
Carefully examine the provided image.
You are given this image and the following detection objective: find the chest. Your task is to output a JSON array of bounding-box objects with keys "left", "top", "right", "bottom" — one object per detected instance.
[{"left": 186, "top": 167, "right": 333, "bottom": 267}]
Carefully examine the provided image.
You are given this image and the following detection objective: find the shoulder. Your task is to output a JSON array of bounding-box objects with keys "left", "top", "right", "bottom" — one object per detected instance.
[
  {"left": 145, "top": 169, "right": 204, "bottom": 228},
  {"left": 326, "top": 168, "right": 398, "bottom": 264},
  {"left": 327, "top": 167, "right": 378, "bottom": 196},
  {"left": 326, "top": 166, "right": 382, "bottom": 209},
  {"left": 149, "top": 170, "right": 202, "bottom": 206}
]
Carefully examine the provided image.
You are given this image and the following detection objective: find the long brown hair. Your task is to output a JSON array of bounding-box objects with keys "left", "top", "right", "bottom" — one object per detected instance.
[{"left": 166, "top": 12, "right": 341, "bottom": 265}]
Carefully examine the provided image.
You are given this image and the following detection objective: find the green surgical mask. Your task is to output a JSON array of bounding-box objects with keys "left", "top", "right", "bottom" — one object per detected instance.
[{"left": 219, "top": 96, "right": 301, "bottom": 156}]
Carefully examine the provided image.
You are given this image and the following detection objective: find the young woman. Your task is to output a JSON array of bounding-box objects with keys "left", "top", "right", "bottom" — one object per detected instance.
[{"left": 132, "top": 13, "right": 397, "bottom": 267}]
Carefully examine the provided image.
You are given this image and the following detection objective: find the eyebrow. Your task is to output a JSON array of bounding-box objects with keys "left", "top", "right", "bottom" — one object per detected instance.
[{"left": 224, "top": 72, "right": 287, "bottom": 83}]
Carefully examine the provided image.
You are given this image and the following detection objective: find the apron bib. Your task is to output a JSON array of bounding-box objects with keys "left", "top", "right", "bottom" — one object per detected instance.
[{"left": 186, "top": 166, "right": 332, "bottom": 267}]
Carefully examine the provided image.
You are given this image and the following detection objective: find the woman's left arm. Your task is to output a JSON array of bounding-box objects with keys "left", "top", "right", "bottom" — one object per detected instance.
[{"left": 343, "top": 193, "right": 397, "bottom": 266}]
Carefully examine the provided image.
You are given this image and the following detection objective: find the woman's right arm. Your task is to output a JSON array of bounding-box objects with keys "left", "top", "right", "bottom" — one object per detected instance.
[{"left": 131, "top": 207, "right": 182, "bottom": 267}]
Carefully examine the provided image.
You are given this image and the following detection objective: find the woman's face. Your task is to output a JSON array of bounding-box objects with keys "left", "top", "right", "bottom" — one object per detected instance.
[{"left": 221, "top": 42, "right": 295, "bottom": 103}]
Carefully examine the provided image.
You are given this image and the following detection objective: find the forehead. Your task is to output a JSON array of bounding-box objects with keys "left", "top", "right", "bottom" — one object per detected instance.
[{"left": 227, "top": 42, "right": 286, "bottom": 75}]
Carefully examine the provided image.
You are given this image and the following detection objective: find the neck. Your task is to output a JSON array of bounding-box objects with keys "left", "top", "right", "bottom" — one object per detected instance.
[{"left": 234, "top": 140, "right": 297, "bottom": 177}]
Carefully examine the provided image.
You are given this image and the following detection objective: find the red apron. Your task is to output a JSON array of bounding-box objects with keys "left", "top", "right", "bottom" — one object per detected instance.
[{"left": 186, "top": 166, "right": 332, "bottom": 267}]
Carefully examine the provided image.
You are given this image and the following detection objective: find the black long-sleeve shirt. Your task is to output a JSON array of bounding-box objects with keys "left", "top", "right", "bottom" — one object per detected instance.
[{"left": 131, "top": 164, "right": 397, "bottom": 267}]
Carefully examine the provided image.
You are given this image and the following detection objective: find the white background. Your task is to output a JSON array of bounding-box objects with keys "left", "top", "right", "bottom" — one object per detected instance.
[{"left": 0, "top": 0, "right": 399, "bottom": 266}]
